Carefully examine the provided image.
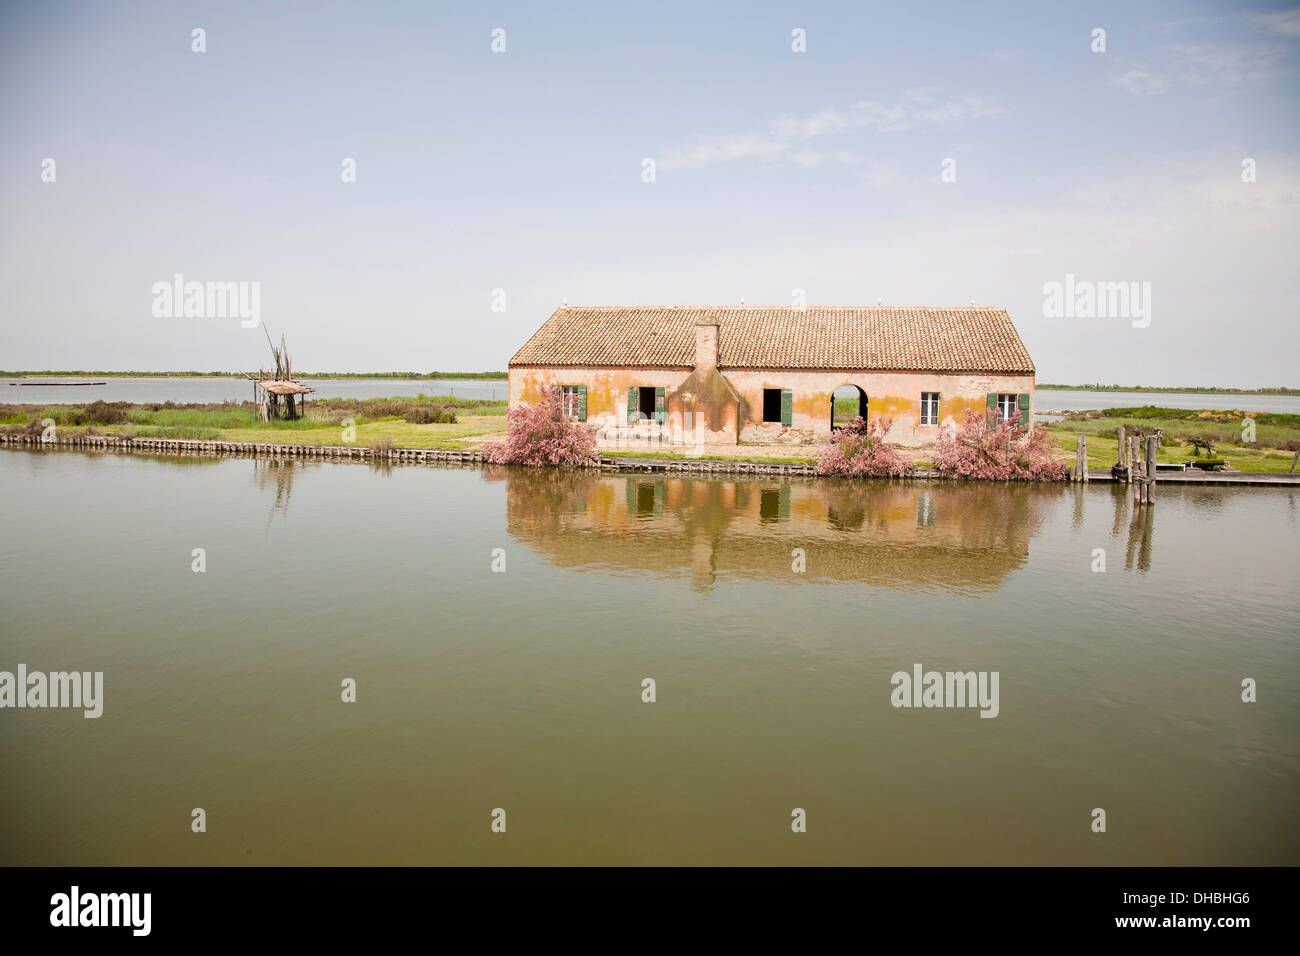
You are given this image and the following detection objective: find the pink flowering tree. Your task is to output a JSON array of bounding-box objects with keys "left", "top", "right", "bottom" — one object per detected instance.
[
  {"left": 933, "top": 409, "right": 1067, "bottom": 481},
  {"left": 483, "top": 385, "right": 599, "bottom": 467},
  {"left": 815, "top": 417, "right": 912, "bottom": 478}
]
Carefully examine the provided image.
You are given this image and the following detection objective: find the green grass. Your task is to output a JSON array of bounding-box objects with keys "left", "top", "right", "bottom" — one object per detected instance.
[
  {"left": 832, "top": 396, "right": 861, "bottom": 418},
  {"left": 1044, "top": 427, "right": 1300, "bottom": 473},
  {"left": 213, "top": 416, "right": 505, "bottom": 449},
  {"left": 315, "top": 394, "right": 508, "bottom": 415},
  {"left": 1, "top": 370, "right": 509, "bottom": 380}
]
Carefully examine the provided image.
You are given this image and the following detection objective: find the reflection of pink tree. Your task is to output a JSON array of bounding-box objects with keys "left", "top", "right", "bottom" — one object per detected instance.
[
  {"left": 483, "top": 386, "right": 599, "bottom": 467},
  {"left": 815, "top": 417, "right": 912, "bottom": 478},
  {"left": 934, "top": 410, "right": 1067, "bottom": 481}
]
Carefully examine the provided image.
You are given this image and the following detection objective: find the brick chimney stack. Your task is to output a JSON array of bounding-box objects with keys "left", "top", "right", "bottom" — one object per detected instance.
[{"left": 694, "top": 319, "right": 719, "bottom": 370}]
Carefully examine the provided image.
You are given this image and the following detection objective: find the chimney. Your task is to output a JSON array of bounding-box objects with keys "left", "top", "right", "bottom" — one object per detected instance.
[{"left": 694, "top": 318, "right": 719, "bottom": 370}]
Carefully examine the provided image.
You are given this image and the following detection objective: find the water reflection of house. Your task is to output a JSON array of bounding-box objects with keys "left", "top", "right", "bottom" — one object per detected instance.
[{"left": 496, "top": 469, "right": 1053, "bottom": 593}]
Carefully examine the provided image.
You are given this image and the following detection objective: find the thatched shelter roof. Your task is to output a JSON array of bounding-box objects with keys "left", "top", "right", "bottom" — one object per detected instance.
[{"left": 256, "top": 380, "right": 314, "bottom": 395}]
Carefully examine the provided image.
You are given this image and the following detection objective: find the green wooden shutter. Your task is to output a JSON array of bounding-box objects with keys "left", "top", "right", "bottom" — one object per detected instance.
[
  {"left": 655, "top": 387, "right": 666, "bottom": 424},
  {"left": 577, "top": 385, "right": 588, "bottom": 422},
  {"left": 987, "top": 392, "right": 998, "bottom": 426},
  {"left": 627, "top": 387, "right": 638, "bottom": 423},
  {"left": 780, "top": 389, "right": 793, "bottom": 426},
  {"left": 1017, "top": 392, "right": 1029, "bottom": 425}
]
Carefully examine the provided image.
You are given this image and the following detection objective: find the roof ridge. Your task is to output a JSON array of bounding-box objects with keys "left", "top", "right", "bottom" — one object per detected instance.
[{"left": 557, "top": 304, "right": 1007, "bottom": 309}]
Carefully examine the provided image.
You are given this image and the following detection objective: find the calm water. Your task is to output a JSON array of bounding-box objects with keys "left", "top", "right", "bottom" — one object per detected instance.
[
  {"left": 4, "top": 378, "right": 1298, "bottom": 413},
  {"left": 1, "top": 449, "right": 1296, "bottom": 865},
  {"left": 1, "top": 377, "right": 508, "bottom": 404},
  {"left": 1036, "top": 388, "right": 1300, "bottom": 414}
]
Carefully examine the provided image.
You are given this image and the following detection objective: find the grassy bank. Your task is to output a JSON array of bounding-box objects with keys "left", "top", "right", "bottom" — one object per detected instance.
[
  {"left": 9, "top": 398, "right": 1300, "bottom": 473},
  {"left": 1043, "top": 406, "right": 1300, "bottom": 473},
  {"left": 1, "top": 395, "right": 510, "bottom": 449},
  {"left": 1, "top": 370, "right": 508, "bottom": 379}
]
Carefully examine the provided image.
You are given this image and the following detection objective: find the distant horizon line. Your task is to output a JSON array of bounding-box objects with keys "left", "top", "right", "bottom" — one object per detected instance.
[{"left": 1, "top": 372, "right": 1296, "bottom": 394}]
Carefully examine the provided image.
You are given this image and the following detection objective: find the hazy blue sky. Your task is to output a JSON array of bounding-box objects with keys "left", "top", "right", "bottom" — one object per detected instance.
[{"left": 2, "top": 0, "right": 1297, "bottom": 386}]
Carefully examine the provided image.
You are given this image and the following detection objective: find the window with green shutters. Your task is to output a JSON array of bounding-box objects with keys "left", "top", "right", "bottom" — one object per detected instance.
[
  {"left": 780, "top": 389, "right": 793, "bottom": 427},
  {"left": 989, "top": 393, "right": 1017, "bottom": 424}
]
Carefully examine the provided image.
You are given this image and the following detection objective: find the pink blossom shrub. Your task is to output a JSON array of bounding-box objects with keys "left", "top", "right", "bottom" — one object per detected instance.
[
  {"left": 815, "top": 417, "right": 912, "bottom": 478},
  {"left": 933, "top": 409, "right": 1067, "bottom": 481},
  {"left": 482, "top": 385, "right": 599, "bottom": 467}
]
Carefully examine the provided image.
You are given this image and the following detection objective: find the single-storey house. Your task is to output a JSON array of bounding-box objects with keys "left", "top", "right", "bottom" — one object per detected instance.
[{"left": 507, "top": 305, "right": 1036, "bottom": 447}]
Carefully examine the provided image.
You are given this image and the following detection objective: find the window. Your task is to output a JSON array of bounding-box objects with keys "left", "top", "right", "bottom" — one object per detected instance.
[
  {"left": 628, "top": 386, "right": 664, "bottom": 423},
  {"left": 920, "top": 392, "right": 940, "bottom": 426},
  {"left": 639, "top": 387, "right": 657, "bottom": 421},
  {"left": 560, "top": 385, "right": 587, "bottom": 420},
  {"left": 997, "top": 393, "right": 1018, "bottom": 423},
  {"left": 762, "top": 388, "right": 783, "bottom": 423}
]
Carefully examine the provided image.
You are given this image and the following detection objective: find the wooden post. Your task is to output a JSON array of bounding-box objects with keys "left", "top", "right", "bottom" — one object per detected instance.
[
  {"left": 1080, "top": 434, "right": 1088, "bottom": 482},
  {"left": 1117, "top": 425, "right": 1126, "bottom": 470},
  {"left": 1291, "top": 449, "right": 1299, "bottom": 474},
  {"left": 1132, "top": 438, "right": 1143, "bottom": 504},
  {"left": 1146, "top": 435, "right": 1157, "bottom": 504}
]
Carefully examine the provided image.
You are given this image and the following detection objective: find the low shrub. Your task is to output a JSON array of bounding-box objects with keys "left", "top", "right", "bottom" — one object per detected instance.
[
  {"left": 815, "top": 417, "right": 911, "bottom": 477},
  {"left": 935, "top": 410, "right": 1067, "bottom": 481},
  {"left": 65, "top": 400, "right": 132, "bottom": 426},
  {"left": 482, "top": 386, "right": 598, "bottom": 466},
  {"left": 404, "top": 405, "right": 457, "bottom": 424}
]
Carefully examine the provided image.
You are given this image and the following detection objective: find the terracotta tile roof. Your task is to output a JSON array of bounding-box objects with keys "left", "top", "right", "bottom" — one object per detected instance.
[{"left": 509, "top": 306, "right": 1034, "bottom": 373}]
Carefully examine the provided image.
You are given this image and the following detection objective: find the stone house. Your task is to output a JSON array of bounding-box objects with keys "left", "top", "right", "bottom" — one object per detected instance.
[{"left": 507, "top": 305, "right": 1036, "bottom": 447}]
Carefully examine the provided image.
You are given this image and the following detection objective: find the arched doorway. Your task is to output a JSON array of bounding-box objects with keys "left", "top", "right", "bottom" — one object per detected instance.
[{"left": 831, "top": 385, "right": 868, "bottom": 430}]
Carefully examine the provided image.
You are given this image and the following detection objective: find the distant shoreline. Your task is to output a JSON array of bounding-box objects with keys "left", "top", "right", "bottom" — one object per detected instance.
[
  {"left": 2, "top": 374, "right": 1293, "bottom": 395},
  {"left": 1, "top": 371, "right": 508, "bottom": 380},
  {"left": 1038, "top": 384, "right": 1298, "bottom": 395}
]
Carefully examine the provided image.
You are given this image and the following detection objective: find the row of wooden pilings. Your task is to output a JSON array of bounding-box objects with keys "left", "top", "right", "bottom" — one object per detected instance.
[
  {"left": 0, "top": 432, "right": 486, "bottom": 464},
  {"left": 1070, "top": 426, "right": 1158, "bottom": 503}
]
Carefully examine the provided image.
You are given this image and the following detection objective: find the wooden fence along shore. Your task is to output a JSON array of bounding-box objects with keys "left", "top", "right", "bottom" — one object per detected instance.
[{"left": 3, "top": 431, "right": 1298, "bottom": 484}]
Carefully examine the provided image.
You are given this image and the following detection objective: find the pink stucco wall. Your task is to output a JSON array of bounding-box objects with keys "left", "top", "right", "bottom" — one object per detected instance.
[{"left": 508, "top": 366, "right": 1036, "bottom": 448}]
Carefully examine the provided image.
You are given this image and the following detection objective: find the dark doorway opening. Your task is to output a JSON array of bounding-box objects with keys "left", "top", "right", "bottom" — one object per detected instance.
[
  {"left": 638, "top": 387, "right": 657, "bottom": 421},
  {"left": 762, "top": 388, "right": 783, "bottom": 423}
]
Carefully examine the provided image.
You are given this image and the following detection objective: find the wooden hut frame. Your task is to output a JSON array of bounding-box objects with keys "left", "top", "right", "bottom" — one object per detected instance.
[{"left": 245, "top": 329, "right": 314, "bottom": 421}]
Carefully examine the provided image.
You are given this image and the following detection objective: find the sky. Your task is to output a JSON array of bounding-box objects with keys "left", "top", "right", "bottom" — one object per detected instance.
[{"left": 1, "top": 0, "right": 1297, "bottom": 386}]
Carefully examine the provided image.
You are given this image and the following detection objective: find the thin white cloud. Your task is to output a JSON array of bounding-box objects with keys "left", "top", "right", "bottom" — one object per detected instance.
[
  {"left": 787, "top": 149, "right": 864, "bottom": 168},
  {"left": 662, "top": 88, "right": 1003, "bottom": 172},
  {"left": 1253, "top": 6, "right": 1300, "bottom": 37},
  {"left": 660, "top": 134, "right": 791, "bottom": 171},
  {"left": 1112, "top": 43, "right": 1289, "bottom": 95},
  {"left": 1113, "top": 69, "right": 1171, "bottom": 96},
  {"left": 1144, "top": 16, "right": 1224, "bottom": 34}
]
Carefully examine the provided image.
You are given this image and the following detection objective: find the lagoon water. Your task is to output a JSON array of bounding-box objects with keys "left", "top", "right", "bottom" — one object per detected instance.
[
  {"left": 4, "top": 377, "right": 1299, "bottom": 415},
  {"left": 0, "top": 448, "right": 1296, "bottom": 865},
  {"left": 1, "top": 377, "right": 509, "bottom": 404}
]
